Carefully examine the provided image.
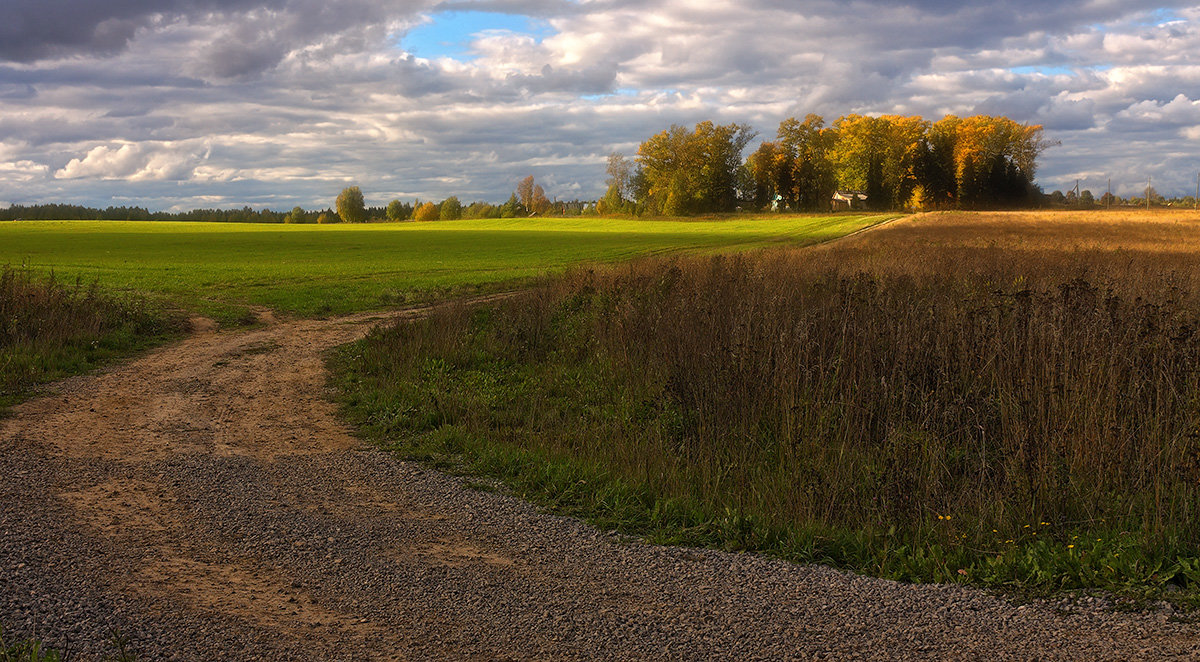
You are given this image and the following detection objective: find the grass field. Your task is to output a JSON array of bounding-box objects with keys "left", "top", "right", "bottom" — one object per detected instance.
[
  {"left": 332, "top": 209, "right": 1200, "bottom": 604},
  {"left": 0, "top": 215, "right": 892, "bottom": 323}
]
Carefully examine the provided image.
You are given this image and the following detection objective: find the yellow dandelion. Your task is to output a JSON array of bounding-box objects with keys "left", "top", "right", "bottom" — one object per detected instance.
[
  {"left": 1068, "top": 544, "right": 1075, "bottom": 549},
  {"left": 1023, "top": 525, "right": 1030, "bottom": 528}
]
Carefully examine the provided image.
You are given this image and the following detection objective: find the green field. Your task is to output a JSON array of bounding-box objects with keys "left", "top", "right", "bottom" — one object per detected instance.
[{"left": 0, "top": 215, "right": 892, "bottom": 321}]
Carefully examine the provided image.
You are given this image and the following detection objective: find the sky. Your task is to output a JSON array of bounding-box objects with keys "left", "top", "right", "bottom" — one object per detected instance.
[{"left": 0, "top": 0, "right": 1198, "bottom": 211}]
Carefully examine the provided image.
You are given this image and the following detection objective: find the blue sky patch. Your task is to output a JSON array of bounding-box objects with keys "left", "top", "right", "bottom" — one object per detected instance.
[
  {"left": 1009, "top": 65, "right": 1075, "bottom": 76},
  {"left": 401, "top": 11, "right": 554, "bottom": 60}
]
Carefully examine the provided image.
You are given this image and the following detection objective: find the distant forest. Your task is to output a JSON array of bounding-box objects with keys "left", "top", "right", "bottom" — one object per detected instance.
[{"left": 2, "top": 113, "right": 1194, "bottom": 222}]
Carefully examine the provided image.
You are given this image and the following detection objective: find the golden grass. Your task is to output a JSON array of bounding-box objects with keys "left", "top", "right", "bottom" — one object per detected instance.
[{"left": 337, "top": 210, "right": 1200, "bottom": 591}]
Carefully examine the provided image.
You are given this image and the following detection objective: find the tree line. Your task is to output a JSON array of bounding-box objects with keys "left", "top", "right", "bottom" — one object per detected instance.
[
  {"left": 597, "top": 113, "right": 1056, "bottom": 216},
  {"left": 3, "top": 113, "right": 1066, "bottom": 221}
]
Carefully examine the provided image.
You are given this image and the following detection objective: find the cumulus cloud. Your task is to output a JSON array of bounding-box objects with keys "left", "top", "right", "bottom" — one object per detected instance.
[
  {"left": 55, "top": 142, "right": 208, "bottom": 181},
  {"left": 1, "top": 0, "right": 1199, "bottom": 207}
]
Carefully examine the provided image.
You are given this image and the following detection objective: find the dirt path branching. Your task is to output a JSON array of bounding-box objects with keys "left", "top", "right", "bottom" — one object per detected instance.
[{"left": 2, "top": 305, "right": 1199, "bottom": 660}]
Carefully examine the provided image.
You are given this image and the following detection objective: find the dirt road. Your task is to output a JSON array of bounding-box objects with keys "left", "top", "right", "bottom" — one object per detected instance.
[{"left": 2, "top": 307, "right": 1199, "bottom": 660}]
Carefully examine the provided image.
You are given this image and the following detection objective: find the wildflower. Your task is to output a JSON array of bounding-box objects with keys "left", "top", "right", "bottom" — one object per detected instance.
[
  {"left": 1023, "top": 525, "right": 1030, "bottom": 528},
  {"left": 1068, "top": 544, "right": 1075, "bottom": 549}
]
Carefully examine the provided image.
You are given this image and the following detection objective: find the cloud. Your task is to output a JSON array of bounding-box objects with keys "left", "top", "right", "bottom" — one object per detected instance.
[
  {"left": 1, "top": 0, "right": 1199, "bottom": 208},
  {"left": 55, "top": 142, "right": 207, "bottom": 181}
]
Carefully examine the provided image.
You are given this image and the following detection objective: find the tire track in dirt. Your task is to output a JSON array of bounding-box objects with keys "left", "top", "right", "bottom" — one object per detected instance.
[{"left": 2, "top": 301, "right": 1199, "bottom": 660}]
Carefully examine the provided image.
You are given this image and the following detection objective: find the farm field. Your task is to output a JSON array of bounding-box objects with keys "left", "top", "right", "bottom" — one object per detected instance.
[
  {"left": 0, "top": 215, "right": 891, "bottom": 323},
  {"left": 334, "top": 209, "right": 1200, "bottom": 602},
  {"left": 7, "top": 209, "right": 1200, "bottom": 659}
]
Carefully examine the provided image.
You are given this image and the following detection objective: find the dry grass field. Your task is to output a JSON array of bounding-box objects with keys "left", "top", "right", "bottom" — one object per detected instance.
[
  {"left": 334, "top": 209, "right": 1200, "bottom": 599},
  {"left": 821, "top": 209, "right": 1200, "bottom": 286}
]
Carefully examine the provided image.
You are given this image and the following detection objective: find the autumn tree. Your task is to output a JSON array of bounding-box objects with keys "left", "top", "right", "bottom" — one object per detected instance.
[
  {"left": 831, "top": 114, "right": 887, "bottom": 209},
  {"left": 637, "top": 121, "right": 754, "bottom": 215},
  {"left": 918, "top": 115, "right": 960, "bottom": 208},
  {"left": 951, "top": 115, "right": 1052, "bottom": 208},
  {"left": 413, "top": 201, "right": 439, "bottom": 221},
  {"left": 517, "top": 175, "right": 536, "bottom": 211},
  {"left": 778, "top": 114, "right": 837, "bottom": 211},
  {"left": 335, "top": 186, "right": 366, "bottom": 223},
  {"left": 530, "top": 185, "right": 552, "bottom": 215},
  {"left": 745, "top": 141, "right": 781, "bottom": 210},
  {"left": 877, "top": 115, "right": 930, "bottom": 210}
]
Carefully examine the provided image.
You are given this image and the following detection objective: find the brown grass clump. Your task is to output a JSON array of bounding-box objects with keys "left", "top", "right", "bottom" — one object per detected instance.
[{"left": 0, "top": 266, "right": 181, "bottom": 408}]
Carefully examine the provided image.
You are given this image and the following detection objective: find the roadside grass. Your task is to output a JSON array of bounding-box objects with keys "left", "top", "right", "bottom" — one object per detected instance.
[
  {"left": 0, "top": 627, "right": 61, "bottom": 662},
  {"left": 0, "top": 266, "right": 185, "bottom": 414},
  {"left": 0, "top": 215, "right": 892, "bottom": 323},
  {"left": 0, "top": 626, "right": 141, "bottom": 662},
  {"left": 331, "top": 210, "right": 1200, "bottom": 606}
]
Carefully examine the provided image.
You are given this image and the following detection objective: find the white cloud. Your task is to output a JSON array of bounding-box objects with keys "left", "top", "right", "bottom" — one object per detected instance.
[
  {"left": 1, "top": 0, "right": 1199, "bottom": 207},
  {"left": 55, "top": 142, "right": 207, "bottom": 181}
]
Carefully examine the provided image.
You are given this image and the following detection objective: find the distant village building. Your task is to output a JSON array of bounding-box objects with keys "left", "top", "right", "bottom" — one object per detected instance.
[{"left": 831, "top": 190, "right": 868, "bottom": 211}]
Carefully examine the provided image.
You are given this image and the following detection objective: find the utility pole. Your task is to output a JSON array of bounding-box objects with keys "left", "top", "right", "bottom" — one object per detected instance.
[
  {"left": 1107, "top": 177, "right": 1111, "bottom": 210},
  {"left": 1147, "top": 176, "right": 1152, "bottom": 211}
]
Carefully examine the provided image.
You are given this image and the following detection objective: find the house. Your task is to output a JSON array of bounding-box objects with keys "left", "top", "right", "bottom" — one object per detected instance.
[{"left": 831, "top": 190, "right": 868, "bottom": 211}]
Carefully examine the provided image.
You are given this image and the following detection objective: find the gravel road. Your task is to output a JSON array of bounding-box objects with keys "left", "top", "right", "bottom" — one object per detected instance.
[{"left": 2, "top": 307, "right": 1198, "bottom": 660}]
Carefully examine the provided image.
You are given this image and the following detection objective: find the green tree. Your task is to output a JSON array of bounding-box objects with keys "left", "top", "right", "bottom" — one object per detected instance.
[
  {"left": 285, "top": 205, "right": 306, "bottom": 224},
  {"left": 386, "top": 199, "right": 408, "bottom": 221},
  {"left": 440, "top": 196, "right": 462, "bottom": 220},
  {"left": 499, "top": 193, "right": 524, "bottom": 218},
  {"left": 636, "top": 121, "right": 753, "bottom": 215},
  {"left": 336, "top": 186, "right": 366, "bottom": 223}
]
